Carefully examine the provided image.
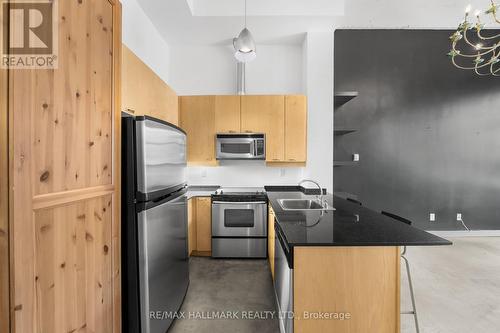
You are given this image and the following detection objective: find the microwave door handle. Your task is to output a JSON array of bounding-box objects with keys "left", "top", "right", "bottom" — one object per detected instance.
[{"left": 252, "top": 140, "right": 257, "bottom": 157}]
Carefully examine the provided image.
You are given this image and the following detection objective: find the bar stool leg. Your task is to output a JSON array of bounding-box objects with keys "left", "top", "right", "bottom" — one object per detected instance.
[{"left": 401, "top": 246, "right": 420, "bottom": 333}]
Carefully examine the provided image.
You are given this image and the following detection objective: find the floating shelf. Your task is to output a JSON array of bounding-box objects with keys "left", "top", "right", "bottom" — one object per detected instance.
[
  {"left": 333, "top": 191, "right": 359, "bottom": 200},
  {"left": 333, "top": 161, "right": 358, "bottom": 167},
  {"left": 334, "top": 128, "right": 357, "bottom": 135},
  {"left": 334, "top": 91, "right": 358, "bottom": 108}
]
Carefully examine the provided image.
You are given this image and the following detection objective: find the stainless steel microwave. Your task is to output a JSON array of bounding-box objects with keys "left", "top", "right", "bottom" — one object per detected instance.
[{"left": 216, "top": 133, "right": 265, "bottom": 160}]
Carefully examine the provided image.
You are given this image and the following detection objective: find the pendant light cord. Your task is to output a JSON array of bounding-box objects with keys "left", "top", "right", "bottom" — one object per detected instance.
[{"left": 245, "top": 0, "right": 247, "bottom": 28}]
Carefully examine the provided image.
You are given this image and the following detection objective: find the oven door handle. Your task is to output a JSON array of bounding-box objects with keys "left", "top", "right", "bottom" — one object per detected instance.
[
  {"left": 251, "top": 140, "right": 257, "bottom": 157},
  {"left": 212, "top": 201, "right": 267, "bottom": 205}
]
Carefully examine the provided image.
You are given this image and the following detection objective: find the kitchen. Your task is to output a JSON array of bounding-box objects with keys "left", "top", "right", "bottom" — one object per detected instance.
[{"left": 1, "top": 1, "right": 500, "bottom": 333}]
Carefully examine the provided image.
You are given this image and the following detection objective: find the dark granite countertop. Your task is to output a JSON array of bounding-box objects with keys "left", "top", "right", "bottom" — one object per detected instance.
[
  {"left": 266, "top": 190, "right": 452, "bottom": 249},
  {"left": 186, "top": 185, "right": 220, "bottom": 199}
]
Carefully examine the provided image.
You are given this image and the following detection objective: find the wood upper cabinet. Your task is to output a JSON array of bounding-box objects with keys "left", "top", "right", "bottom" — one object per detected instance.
[
  {"left": 180, "top": 94, "right": 307, "bottom": 165},
  {"left": 195, "top": 197, "right": 212, "bottom": 252},
  {"left": 285, "top": 95, "right": 308, "bottom": 162},
  {"left": 122, "top": 45, "right": 179, "bottom": 125},
  {"left": 241, "top": 95, "right": 285, "bottom": 161},
  {"left": 179, "top": 96, "right": 216, "bottom": 165},
  {"left": 215, "top": 95, "right": 241, "bottom": 133}
]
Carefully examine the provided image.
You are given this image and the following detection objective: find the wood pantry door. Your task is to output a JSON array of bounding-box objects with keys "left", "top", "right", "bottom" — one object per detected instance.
[{"left": 8, "top": 1, "right": 122, "bottom": 333}]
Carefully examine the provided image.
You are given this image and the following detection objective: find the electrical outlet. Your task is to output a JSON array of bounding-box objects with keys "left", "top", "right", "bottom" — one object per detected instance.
[
  {"left": 353, "top": 153, "right": 360, "bottom": 162},
  {"left": 280, "top": 168, "right": 286, "bottom": 177},
  {"left": 429, "top": 213, "right": 436, "bottom": 222},
  {"left": 456, "top": 213, "right": 462, "bottom": 221}
]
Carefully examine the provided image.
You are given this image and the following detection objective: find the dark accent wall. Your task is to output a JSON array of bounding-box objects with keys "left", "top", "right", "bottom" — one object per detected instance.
[{"left": 334, "top": 29, "right": 500, "bottom": 230}]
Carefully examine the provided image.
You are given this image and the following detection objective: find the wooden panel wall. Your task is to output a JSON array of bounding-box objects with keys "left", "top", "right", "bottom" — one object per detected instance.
[
  {"left": 122, "top": 45, "right": 179, "bottom": 125},
  {"left": 294, "top": 246, "right": 400, "bottom": 333},
  {"left": 0, "top": 50, "right": 9, "bottom": 333},
  {"left": 8, "top": 1, "right": 121, "bottom": 333}
]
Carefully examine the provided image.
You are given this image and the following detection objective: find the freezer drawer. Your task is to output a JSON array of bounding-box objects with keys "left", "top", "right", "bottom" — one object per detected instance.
[
  {"left": 137, "top": 194, "right": 189, "bottom": 333},
  {"left": 136, "top": 116, "right": 187, "bottom": 198},
  {"left": 212, "top": 238, "right": 267, "bottom": 258}
]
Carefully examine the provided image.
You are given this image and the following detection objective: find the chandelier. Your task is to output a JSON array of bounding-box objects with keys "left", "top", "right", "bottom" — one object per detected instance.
[{"left": 449, "top": 1, "right": 500, "bottom": 76}]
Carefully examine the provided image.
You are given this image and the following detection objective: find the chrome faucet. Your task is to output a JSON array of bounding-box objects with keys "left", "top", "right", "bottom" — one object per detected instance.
[{"left": 298, "top": 179, "right": 326, "bottom": 206}]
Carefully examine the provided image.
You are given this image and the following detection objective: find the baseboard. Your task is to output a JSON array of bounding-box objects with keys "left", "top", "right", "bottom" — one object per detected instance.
[
  {"left": 191, "top": 250, "right": 212, "bottom": 257},
  {"left": 428, "top": 230, "right": 500, "bottom": 238}
]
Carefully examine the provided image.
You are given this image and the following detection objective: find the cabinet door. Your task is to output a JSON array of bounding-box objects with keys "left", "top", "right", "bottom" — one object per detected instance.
[
  {"left": 8, "top": 1, "right": 121, "bottom": 332},
  {"left": 122, "top": 45, "right": 179, "bottom": 125},
  {"left": 187, "top": 198, "right": 197, "bottom": 256},
  {"left": 195, "top": 197, "right": 212, "bottom": 252},
  {"left": 241, "top": 95, "right": 285, "bottom": 161},
  {"left": 268, "top": 206, "right": 275, "bottom": 278},
  {"left": 179, "top": 96, "right": 216, "bottom": 165},
  {"left": 215, "top": 96, "right": 241, "bottom": 133},
  {"left": 285, "top": 95, "right": 307, "bottom": 162}
]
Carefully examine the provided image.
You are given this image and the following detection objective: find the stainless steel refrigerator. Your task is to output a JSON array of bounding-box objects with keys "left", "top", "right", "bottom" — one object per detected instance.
[{"left": 122, "top": 114, "right": 189, "bottom": 333}]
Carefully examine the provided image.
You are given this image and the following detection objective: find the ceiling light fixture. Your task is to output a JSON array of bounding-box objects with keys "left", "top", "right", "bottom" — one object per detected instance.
[
  {"left": 233, "top": 0, "right": 256, "bottom": 62},
  {"left": 449, "top": 1, "right": 500, "bottom": 76}
]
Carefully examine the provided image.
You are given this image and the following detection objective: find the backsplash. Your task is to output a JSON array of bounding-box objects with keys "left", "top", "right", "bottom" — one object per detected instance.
[{"left": 187, "top": 161, "right": 305, "bottom": 187}]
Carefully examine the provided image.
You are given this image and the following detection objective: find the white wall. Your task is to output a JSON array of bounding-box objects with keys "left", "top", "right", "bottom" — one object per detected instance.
[
  {"left": 187, "top": 161, "right": 305, "bottom": 188},
  {"left": 302, "top": 32, "right": 334, "bottom": 192},
  {"left": 169, "top": 44, "right": 304, "bottom": 95},
  {"left": 121, "top": 0, "right": 171, "bottom": 82}
]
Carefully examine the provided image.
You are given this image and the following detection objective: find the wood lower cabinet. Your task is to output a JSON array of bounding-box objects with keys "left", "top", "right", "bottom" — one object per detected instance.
[
  {"left": 189, "top": 197, "right": 212, "bottom": 256},
  {"left": 179, "top": 96, "right": 217, "bottom": 165},
  {"left": 268, "top": 206, "right": 276, "bottom": 278},
  {"left": 284, "top": 95, "right": 307, "bottom": 163},
  {"left": 241, "top": 95, "right": 285, "bottom": 162},
  {"left": 215, "top": 95, "right": 241, "bottom": 133},
  {"left": 188, "top": 198, "right": 197, "bottom": 256},
  {"left": 293, "top": 246, "right": 400, "bottom": 333},
  {"left": 122, "top": 45, "right": 179, "bottom": 125},
  {"left": 6, "top": 1, "right": 122, "bottom": 332}
]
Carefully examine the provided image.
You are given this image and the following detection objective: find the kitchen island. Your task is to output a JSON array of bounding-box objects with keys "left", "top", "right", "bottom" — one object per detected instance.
[{"left": 265, "top": 187, "right": 451, "bottom": 333}]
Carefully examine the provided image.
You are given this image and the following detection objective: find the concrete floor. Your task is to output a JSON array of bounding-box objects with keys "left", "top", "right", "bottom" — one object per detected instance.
[
  {"left": 401, "top": 237, "right": 500, "bottom": 333},
  {"left": 170, "top": 237, "right": 500, "bottom": 333},
  {"left": 169, "top": 257, "right": 279, "bottom": 333}
]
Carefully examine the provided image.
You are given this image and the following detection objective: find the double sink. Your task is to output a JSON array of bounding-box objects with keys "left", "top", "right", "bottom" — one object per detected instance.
[{"left": 278, "top": 198, "right": 335, "bottom": 211}]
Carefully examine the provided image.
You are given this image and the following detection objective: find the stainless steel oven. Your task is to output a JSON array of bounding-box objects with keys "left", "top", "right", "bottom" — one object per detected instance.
[
  {"left": 211, "top": 188, "right": 268, "bottom": 258},
  {"left": 216, "top": 133, "right": 265, "bottom": 160}
]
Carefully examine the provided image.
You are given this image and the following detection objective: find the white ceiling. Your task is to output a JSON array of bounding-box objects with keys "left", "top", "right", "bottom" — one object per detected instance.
[
  {"left": 186, "top": 0, "right": 344, "bottom": 17},
  {"left": 136, "top": 0, "right": 500, "bottom": 46},
  {"left": 136, "top": 0, "right": 343, "bottom": 45}
]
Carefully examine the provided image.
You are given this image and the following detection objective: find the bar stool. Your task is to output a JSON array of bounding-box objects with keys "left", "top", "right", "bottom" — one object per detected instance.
[
  {"left": 381, "top": 211, "right": 420, "bottom": 333},
  {"left": 346, "top": 197, "right": 362, "bottom": 206}
]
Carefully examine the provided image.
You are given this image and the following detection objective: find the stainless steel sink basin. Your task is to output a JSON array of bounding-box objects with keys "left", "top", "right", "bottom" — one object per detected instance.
[{"left": 278, "top": 199, "right": 335, "bottom": 211}]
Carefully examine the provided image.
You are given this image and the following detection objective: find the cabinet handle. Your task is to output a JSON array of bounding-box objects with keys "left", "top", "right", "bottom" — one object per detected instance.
[
  {"left": 229, "top": 130, "right": 236, "bottom": 133},
  {"left": 288, "top": 159, "right": 296, "bottom": 161}
]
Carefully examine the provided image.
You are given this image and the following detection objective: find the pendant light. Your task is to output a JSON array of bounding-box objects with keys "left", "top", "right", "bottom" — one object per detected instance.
[{"left": 233, "top": 0, "right": 256, "bottom": 62}]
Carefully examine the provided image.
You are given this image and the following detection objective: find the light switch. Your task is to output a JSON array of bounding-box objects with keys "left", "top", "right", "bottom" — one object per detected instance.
[
  {"left": 430, "top": 213, "right": 436, "bottom": 222},
  {"left": 353, "top": 154, "right": 360, "bottom": 162}
]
